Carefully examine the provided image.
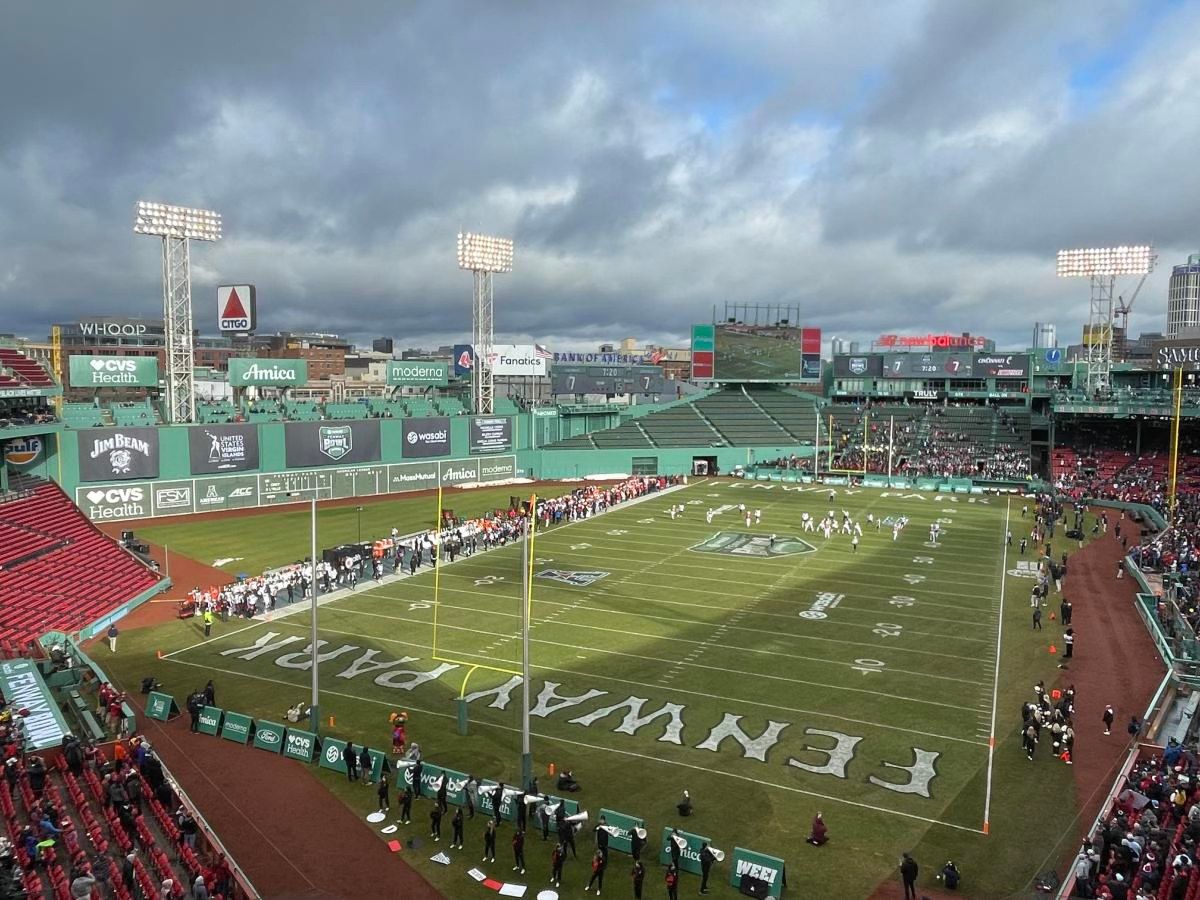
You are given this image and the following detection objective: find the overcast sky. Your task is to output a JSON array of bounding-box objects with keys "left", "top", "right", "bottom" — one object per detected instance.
[{"left": 2, "top": 0, "right": 1198, "bottom": 354}]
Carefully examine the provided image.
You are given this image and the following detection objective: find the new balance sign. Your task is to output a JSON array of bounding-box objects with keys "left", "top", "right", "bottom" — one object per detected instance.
[{"left": 217, "top": 285, "right": 256, "bottom": 332}]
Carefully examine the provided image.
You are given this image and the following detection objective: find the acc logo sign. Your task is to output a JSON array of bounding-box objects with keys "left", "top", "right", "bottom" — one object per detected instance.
[{"left": 3, "top": 436, "right": 42, "bottom": 467}]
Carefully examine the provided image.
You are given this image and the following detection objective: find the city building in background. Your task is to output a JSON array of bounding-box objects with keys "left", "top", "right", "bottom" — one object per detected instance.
[
  {"left": 1168, "top": 253, "right": 1200, "bottom": 338},
  {"left": 1032, "top": 322, "right": 1057, "bottom": 349}
]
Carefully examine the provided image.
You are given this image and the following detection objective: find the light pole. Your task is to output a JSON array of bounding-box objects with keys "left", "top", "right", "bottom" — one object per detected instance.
[
  {"left": 134, "top": 201, "right": 222, "bottom": 424},
  {"left": 1056, "top": 246, "right": 1154, "bottom": 396},
  {"left": 457, "top": 232, "right": 513, "bottom": 415},
  {"left": 286, "top": 491, "right": 321, "bottom": 733}
]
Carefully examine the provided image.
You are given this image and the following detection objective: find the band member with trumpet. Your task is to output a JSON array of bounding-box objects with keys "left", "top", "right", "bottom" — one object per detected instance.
[
  {"left": 699, "top": 842, "right": 718, "bottom": 895},
  {"left": 483, "top": 818, "right": 497, "bottom": 863},
  {"left": 550, "top": 841, "right": 565, "bottom": 888},
  {"left": 512, "top": 827, "right": 526, "bottom": 875},
  {"left": 631, "top": 859, "right": 645, "bottom": 900},
  {"left": 450, "top": 806, "right": 464, "bottom": 849},
  {"left": 585, "top": 848, "right": 606, "bottom": 894},
  {"left": 630, "top": 826, "right": 647, "bottom": 863}
]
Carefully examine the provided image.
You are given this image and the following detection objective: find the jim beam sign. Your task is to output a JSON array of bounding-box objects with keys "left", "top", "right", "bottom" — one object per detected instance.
[{"left": 77, "top": 427, "right": 160, "bottom": 482}]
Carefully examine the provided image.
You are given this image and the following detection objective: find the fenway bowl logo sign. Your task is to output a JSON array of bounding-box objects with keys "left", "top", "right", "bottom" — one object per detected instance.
[
  {"left": 3, "top": 436, "right": 42, "bottom": 467},
  {"left": 319, "top": 426, "right": 353, "bottom": 461},
  {"left": 848, "top": 357, "right": 868, "bottom": 375}
]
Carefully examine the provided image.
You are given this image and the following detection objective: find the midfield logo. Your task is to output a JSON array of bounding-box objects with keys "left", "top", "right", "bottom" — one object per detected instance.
[
  {"left": 536, "top": 569, "right": 610, "bottom": 587},
  {"left": 690, "top": 532, "right": 815, "bottom": 558},
  {"left": 1007, "top": 560, "right": 1041, "bottom": 578}
]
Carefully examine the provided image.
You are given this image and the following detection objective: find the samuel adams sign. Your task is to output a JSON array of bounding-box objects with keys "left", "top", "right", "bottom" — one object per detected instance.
[{"left": 1155, "top": 341, "right": 1200, "bottom": 370}]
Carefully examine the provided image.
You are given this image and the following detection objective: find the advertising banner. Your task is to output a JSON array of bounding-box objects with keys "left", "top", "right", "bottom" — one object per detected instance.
[
  {"left": 475, "top": 780, "right": 518, "bottom": 822},
  {"left": 440, "top": 458, "right": 480, "bottom": 487},
  {"left": 252, "top": 719, "right": 285, "bottom": 753},
  {"left": 317, "top": 737, "right": 350, "bottom": 774},
  {"left": 833, "top": 355, "right": 883, "bottom": 377},
  {"left": 220, "top": 711, "right": 253, "bottom": 744},
  {"left": 0, "top": 660, "right": 70, "bottom": 751},
  {"left": 658, "top": 827, "right": 713, "bottom": 876},
  {"left": 151, "top": 480, "right": 194, "bottom": 515},
  {"left": 197, "top": 706, "right": 223, "bottom": 736},
  {"left": 77, "top": 427, "right": 160, "bottom": 482},
  {"left": 597, "top": 808, "right": 646, "bottom": 857},
  {"left": 386, "top": 360, "right": 449, "bottom": 386},
  {"left": 227, "top": 357, "right": 308, "bottom": 387},
  {"left": 217, "top": 285, "right": 256, "bottom": 333},
  {"left": 188, "top": 423, "right": 260, "bottom": 474},
  {"left": 469, "top": 416, "right": 512, "bottom": 454},
  {"left": 284, "top": 420, "right": 381, "bottom": 468},
  {"left": 283, "top": 727, "right": 318, "bottom": 762},
  {"left": 68, "top": 355, "right": 159, "bottom": 388},
  {"left": 145, "top": 692, "right": 179, "bottom": 722},
  {"left": 2, "top": 436, "right": 43, "bottom": 469},
  {"left": 401, "top": 417, "right": 451, "bottom": 458},
  {"left": 192, "top": 474, "right": 259, "bottom": 511},
  {"left": 487, "top": 344, "right": 547, "bottom": 377},
  {"left": 452, "top": 344, "right": 474, "bottom": 376},
  {"left": 402, "top": 763, "right": 469, "bottom": 805},
  {"left": 387, "top": 462, "right": 441, "bottom": 493},
  {"left": 478, "top": 456, "right": 516, "bottom": 482},
  {"left": 75, "top": 484, "right": 150, "bottom": 521},
  {"left": 729, "top": 848, "right": 787, "bottom": 898},
  {"left": 973, "top": 353, "right": 1029, "bottom": 378}
]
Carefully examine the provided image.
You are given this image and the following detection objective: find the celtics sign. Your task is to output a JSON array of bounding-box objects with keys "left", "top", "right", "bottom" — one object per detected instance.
[{"left": 690, "top": 532, "right": 815, "bottom": 558}]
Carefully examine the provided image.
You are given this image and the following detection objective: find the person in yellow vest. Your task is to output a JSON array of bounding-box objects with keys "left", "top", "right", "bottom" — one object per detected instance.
[{"left": 202, "top": 609, "right": 214, "bottom": 638}]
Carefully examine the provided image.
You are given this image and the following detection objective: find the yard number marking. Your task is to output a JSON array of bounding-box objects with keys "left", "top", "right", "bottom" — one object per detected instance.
[
  {"left": 912, "top": 556, "right": 934, "bottom": 565},
  {"left": 850, "top": 658, "right": 887, "bottom": 676},
  {"left": 638, "top": 518, "right": 656, "bottom": 524},
  {"left": 408, "top": 602, "right": 431, "bottom": 611},
  {"left": 889, "top": 595, "right": 915, "bottom": 608},
  {"left": 873, "top": 623, "right": 904, "bottom": 639},
  {"left": 474, "top": 575, "right": 505, "bottom": 586},
  {"left": 936, "top": 518, "right": 953, "bottom": 525},
  {"left": 570, "top": 543, "right": 592, "bottom": 551},
  {"left": 607, "top": 529, "right": 629, "bottom": 536},
  {"left": 902, "top": 574, "right": 926, "bottom": 585}
]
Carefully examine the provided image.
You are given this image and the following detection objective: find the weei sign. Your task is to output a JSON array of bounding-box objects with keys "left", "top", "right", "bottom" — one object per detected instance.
[
  {"left": 227, "top": 358, "right": 308, "bottom": 387},
  {"left": 730, "top": 848, "right": 787, "bottom": 898},
  {"left": 402, "top": 417, "right": 451, "bottom": 458},
  {"left": 68, "top": 355, "right": 159, "bottom": 388},
  {"left": 487, "top": 344, "right": 547, "bottom": 377},
  {"left": 386, "top": 360, "right": 449, "bottom": 386},
  {"left": 469, "top": 416, "right": 512, "bottom": 454},
  {"left": 284, "top": 421, "right": 382, "bottom": 467},
  {"left": 77, "top": 427, "right": 160, "bottom": 482},
  {"left": 188, "top": 423, "right": 259, "bottom": 474}
]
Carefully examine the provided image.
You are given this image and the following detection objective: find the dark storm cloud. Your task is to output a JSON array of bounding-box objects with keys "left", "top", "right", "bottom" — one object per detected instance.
[{"left": 1, "top": 1, "right": 1196, "bottom": 351}]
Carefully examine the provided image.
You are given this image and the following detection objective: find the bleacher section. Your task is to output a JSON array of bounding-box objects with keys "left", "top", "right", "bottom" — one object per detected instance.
[
  {"left": 545, "top": 387, "right": 822, "bottom": 450},
  {"left": 196, "top": 400, "right": 237, "bottom": 424},
  {"left": 0, "top": 479, "right": 163, "bottom": 646},
  {"left": 111, "top": 399, "right": 159, "bottom": 426},
  {"left": 0, "top": 347, "right": 53, "bottom": 388},
  {"left": 61, "top": 402, "right": 104, "bottom": 428}
]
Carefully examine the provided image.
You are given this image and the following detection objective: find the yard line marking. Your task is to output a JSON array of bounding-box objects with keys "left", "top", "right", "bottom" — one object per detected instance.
[
  {"left": 154, "top": 654, "right": 985, "bottom": 832},
  {"left": 982, "top": 496, "right": 1011, "bottom": 836}
]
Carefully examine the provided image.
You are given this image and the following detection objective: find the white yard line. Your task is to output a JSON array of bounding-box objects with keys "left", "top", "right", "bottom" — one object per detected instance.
[{"left": 982, "top": 497, "right": 1011, "bottom": 835}]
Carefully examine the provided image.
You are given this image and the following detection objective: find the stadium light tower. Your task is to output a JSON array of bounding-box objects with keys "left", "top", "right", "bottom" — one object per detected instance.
[
  {"left": 457, "top": 232, "right": 513, "bottom": 414},
  {"left": 1057, "top": 245, "right": 1155, "bottom": 396},
  {"left": 135, "top": 201, "right": 223, "bottom": 423}
]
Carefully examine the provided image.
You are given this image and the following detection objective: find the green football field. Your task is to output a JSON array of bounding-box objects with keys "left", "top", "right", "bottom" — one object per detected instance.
[{"left": 109, "top": 480, "right": 1085, "bottom": 898}]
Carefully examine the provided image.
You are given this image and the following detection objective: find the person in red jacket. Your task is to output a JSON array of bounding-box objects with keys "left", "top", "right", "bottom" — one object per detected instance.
[
  {"left": 512, "top": 828, "right": 526, "bottom": 875},
  {"left": 807, "top": 812, "right": 828, "bottom": 846},
  {"left": 585, "top": 849, "right": 606, "bottom": 894},
  {"left": 665, "top": 863, "right": 679, "bottom": 900}
]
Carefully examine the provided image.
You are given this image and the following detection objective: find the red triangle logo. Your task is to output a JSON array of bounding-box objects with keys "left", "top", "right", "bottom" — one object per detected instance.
[{"left": 222, "top": 288, "right": 247, "bottom": 319}]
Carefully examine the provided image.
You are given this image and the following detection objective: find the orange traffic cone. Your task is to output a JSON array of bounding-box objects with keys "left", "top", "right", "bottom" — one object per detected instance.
[
  {"left": 1049, "top": 644, "right": 1057, "bottom": 654},
  {"left": 548, "top": 762, "right": 557, "bottom": 777},
  {"left": 156, "top": 650, "right": 164, "bottom": 659},
  {"left": 1049, "top": 612, "right": 1056, "bottom": 621}
]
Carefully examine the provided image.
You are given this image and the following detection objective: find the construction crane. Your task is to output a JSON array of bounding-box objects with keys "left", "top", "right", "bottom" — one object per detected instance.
[{"left": 1115, "top": 272, "right": 1150, "bottom": 334}]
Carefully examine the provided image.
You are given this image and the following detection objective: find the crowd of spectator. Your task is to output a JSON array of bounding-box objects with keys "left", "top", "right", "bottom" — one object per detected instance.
[{"left": 0, "top": 405, "right": 55, "bottom": 429}]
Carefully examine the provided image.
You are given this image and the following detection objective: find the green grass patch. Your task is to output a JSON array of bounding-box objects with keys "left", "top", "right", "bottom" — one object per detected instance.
[{"left": 104, "top": 481, "right": 1091, "bottom": 897}]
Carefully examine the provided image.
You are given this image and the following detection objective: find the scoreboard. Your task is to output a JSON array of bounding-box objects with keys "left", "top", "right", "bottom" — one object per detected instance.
[{"left": 551, "top": 364, "right": 667, "bottom": 395}]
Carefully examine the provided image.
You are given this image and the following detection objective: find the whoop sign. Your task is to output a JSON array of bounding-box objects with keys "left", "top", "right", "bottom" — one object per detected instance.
[{"left": 217, "top": 285, "right": 256, "bottom": 333}]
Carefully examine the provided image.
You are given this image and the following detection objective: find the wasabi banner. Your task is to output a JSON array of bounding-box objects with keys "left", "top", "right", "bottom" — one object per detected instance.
[
  {"left": 729, "top": 848, "right": 787, "bottom": 898},
  {"left": 597, "top": 808, "right": 645, "bottom": 857},
  {"left": 220, "top": 711, "right": 253, "bottom": 744},
  {"left": 227, "top": 358, "right": 308, "bottom": 387},
  {"left": 403, "top": 763, "right": 469, "bottom": 805},
  {"left": 197, "top": 706, "right": 223, "bottom": 736},
  {"left": 0, "top": 660, "right": 69, "bottom": 751},
  {"left": 658, "top": 827, "right": 712, "bottom": 876},
  {"left": 144, "top": 691, "right": 178, "bottom": 722},
  {"left": 386, "top": 360, "right": 449, "bottom": 386},
  {"left": 316, "top": 737, "right": 385, "bottom": 780},
  {"left": 283, "top": 727, "right": 317, "bottom": 762},
  {"left": 69, "top": 355, "right": 159, "bottom": 388},
  {"left": 252, "top": 719, "right": 285, "bottom": 753}
]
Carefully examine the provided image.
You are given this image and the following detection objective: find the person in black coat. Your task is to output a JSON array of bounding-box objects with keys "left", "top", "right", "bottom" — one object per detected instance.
[
  {"left": 342, "top": 743, "right": 358, "bottom": 782},
  {"left": 451, "top": 807, "right": 464, "bottom": 849},
  {"left": 359, "top": 745, "right": 373, "bottom": 784},
  {"left": 399, "top": 787, "right": 413, "bottom": 825}
]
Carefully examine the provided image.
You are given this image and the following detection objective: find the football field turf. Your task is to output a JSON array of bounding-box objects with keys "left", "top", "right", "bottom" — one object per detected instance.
[{"left": 117, "top": 480, "right": 1083, "bottom": 897}]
